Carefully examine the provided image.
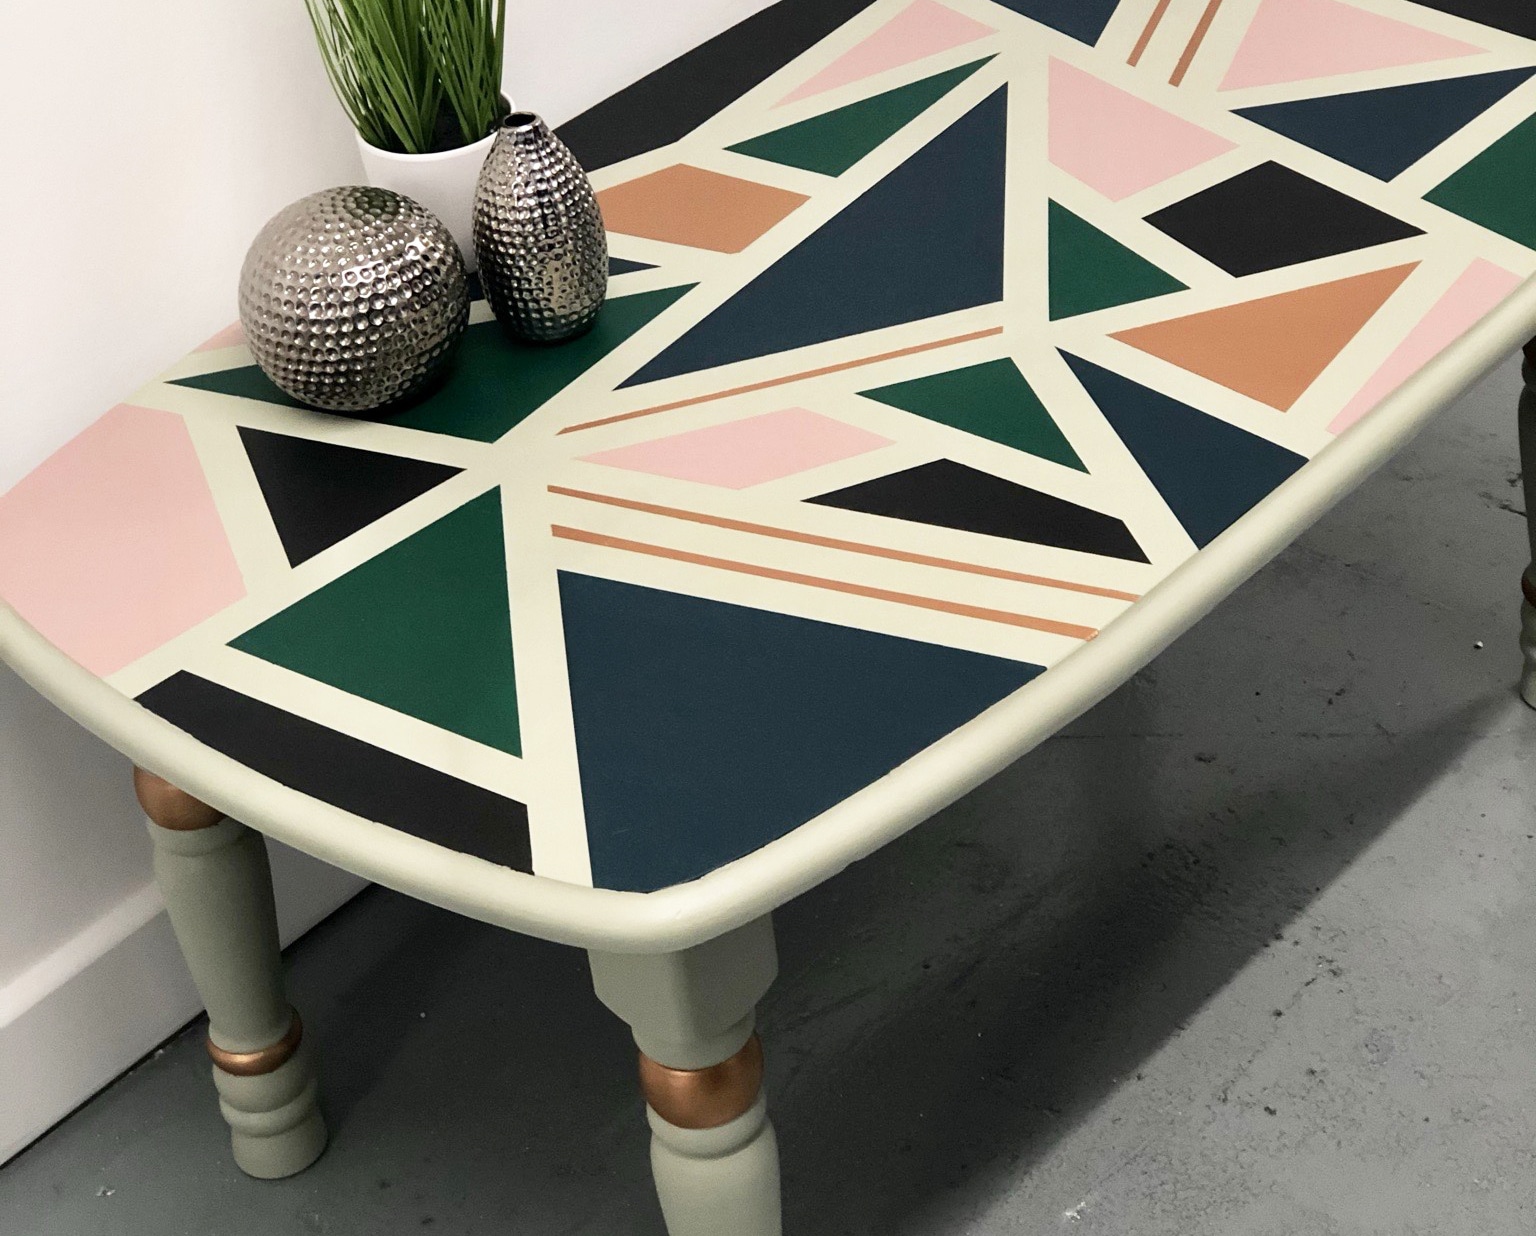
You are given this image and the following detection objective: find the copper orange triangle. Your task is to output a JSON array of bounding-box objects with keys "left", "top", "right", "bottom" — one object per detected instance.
[{"left": 1111, "top": 263, "right": 1418, "bottom": 411}]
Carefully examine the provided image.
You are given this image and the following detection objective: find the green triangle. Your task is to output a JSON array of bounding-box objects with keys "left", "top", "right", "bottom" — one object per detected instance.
[
  {"left": 173, "top": 362, "right": 304, "bottom": 409},
  {"left": 1049, "top": 201, "right": 1186, "bottom": 320},
  {"left": 1426, "top": 113, "right": 1536, "bottom": 250},
  {"left": 860, "top": 358, "right": 1086, "bottom": 471},
  {"left": 727, "top": 57, "right": 995, "bottom": 177},
  {"left": 230, "top": 489, "right": 522, "bottom": 756},
  {"left": 173, "top": 284, "right": 694, "bottom": 443}
]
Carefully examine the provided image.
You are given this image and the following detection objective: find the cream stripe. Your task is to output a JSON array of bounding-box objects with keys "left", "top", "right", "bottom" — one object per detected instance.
[
  {"left": 550, "top": 525, "right": 1100, "bottom": 640},
  {"left": 558, "top": 327, "right": 1006, "bottom": 434},
  {"left": 547, "top": 486, "right": 1142, "bottom": 602}
]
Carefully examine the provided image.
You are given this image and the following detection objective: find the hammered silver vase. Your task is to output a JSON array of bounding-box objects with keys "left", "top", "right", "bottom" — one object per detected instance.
[
  {"left": 238, "top": 186, "right": 469, "bottom": 413},
  {"left": 473, "top": 112, "right": 608, "bottom": 342}
]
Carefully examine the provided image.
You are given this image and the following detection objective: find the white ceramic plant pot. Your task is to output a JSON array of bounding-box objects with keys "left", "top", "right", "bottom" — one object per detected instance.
[{"left": 356, "top": 125, "right": 501, "bottom": 272}]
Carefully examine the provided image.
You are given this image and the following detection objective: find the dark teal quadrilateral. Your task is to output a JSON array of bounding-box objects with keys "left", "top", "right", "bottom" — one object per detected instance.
[
  {"left": 620, "top": 86, "right": 1008, "bottom": 388},
  {"left": 1426, "top": 112, "right": 1536, "bottom": 248},
  {"left": 727, "top": 57, "right": 993, "bottom": 176},
  {"left": 1236, "top": 68, "right": 1536, "bottom": 181},
  {"left": 173, "top": 285, "right": 692, "bottom": 442},
  {"left": 1063, "top": 354, "right": 1306, "bottom": 549},
  {"left": 559, "top": 572, "right": 1042, "bottom": 892}
]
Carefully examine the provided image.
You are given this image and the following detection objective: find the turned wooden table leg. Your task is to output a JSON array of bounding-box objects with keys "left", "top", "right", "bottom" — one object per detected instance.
[
  {"left": 134, "top": 768, "right": 326, "bottom": 1179},
  {"left": 1520, "top": 343, "right": 1536, "bottom": 707},
  {"left": 589, "top": 917, "right": 782, "bottom": 1236}
]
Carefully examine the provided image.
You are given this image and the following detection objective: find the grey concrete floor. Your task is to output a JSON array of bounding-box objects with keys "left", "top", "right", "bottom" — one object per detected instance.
[{"left": 2, "top": 357, "right": 1533, "bottom": 1236}]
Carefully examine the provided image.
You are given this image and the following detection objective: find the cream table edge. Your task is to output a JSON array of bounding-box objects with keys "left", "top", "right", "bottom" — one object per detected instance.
[{"left": 6, "top": 276, "right": 1536, "bottom": 954}]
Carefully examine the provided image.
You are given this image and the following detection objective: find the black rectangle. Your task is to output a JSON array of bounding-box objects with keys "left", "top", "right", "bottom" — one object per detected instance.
[
  {"left": 557, "top": 0, "right": 880, "bottom": 172},
  {"left": 137, "top": 673, "right": 533, "bottom": 873}
]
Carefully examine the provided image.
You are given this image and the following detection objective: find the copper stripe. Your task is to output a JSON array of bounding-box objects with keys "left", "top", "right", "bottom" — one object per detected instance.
[
  {"left": 1170, "top": 0, "right": 1226, "bottom": 86},
  {"left": 1129, "top": 0, "right": 1175, "bottom": 67},
  {"left": 207, "top": 1010, "right": 303, "bottom": 1078},
  {"left": 639, "top": 1035, "right": 764, "bottom": 1130},
  {"left": 1522, "top": 572, "right": 1536, "bottom": 608},
  {"left": 548, "top": 485, "right": 1142, "bottom": 602},
  {"left": 134, "top": 767, "right": 224, "bottom": 832},
  {"left": 557, "top": 326, "right": 1006, "bottom": 434},
  {"left": 552, "top": 524, "right": 1099, "bottom": 640}
]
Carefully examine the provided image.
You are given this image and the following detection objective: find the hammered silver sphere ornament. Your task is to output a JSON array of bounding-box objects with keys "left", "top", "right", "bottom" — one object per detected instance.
[
  {"left": 473, "top": 112, "right": 608, "bottom": 342},
  {"left": 238, "top": 186, "right": 469, "bottom": 413}
]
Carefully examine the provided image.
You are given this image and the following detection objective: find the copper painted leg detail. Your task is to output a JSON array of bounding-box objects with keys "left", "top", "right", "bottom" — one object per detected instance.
[
  {"left": 1520, "top": 345, "right": 1536, "bottom": 707},
  {"left": 590, "top": 917, "right": 782, "bottom": 1236},
  {"left": 135, "top": 769, "right": 327, "bottom": 1178}
]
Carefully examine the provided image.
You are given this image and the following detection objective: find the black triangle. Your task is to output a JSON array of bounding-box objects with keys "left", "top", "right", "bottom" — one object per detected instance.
[
  {"left": 239, "top": 428, "right": 462, "bottom": 566},
  {"left": 807, "top": 459, "right": 1148, "bottom": 562}
]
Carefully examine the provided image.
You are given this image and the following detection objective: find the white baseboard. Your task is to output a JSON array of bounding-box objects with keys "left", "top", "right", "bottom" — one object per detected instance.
[{"left": 0, "top": 840, "right": 365, "bottom": 1166}]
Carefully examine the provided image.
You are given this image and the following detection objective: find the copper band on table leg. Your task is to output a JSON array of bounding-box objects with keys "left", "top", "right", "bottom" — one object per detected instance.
[
  {"left": 1522, "top": 572, "right": 1536, "bottom": 608},
  {"left": 638, "top": 1034, "right": 764, "bottom": 1130},
  {"left": 207, "top": 1009, "right": 304, "bottom": 1077},
  {"left": 133, "top": 767, "right": 224, "bottom": 832}
]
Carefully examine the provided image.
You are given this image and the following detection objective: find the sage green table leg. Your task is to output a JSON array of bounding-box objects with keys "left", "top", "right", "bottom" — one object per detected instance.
[
  {"left": 135, "top": 769, "right": 327, "bottom": 1179},
  {"left": 589, "top": 916, "right": 782, "bottom": 1236},
  {"left": 1521, "top": 344, "right": 1536, "bottom": 708}
]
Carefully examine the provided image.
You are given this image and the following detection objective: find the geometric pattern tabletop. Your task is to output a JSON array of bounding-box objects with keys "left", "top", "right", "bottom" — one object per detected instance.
[{"left": 3, "top": 0, "right": 1535, "bottom": 897}]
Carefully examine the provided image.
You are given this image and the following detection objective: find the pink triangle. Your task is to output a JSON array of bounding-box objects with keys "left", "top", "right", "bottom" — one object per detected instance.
[
  {"left": 1221, "top": 0, "right": 1483, "bottom": 92},
  {"left": 1049, "top": 61, "right": 1237, "bottom": 201},
  {"left": 777, "top": 0, "right": 996, "bottom": 107},
  {"left": 1329, "top": 259, "right": 1521, "bottom": 435}
]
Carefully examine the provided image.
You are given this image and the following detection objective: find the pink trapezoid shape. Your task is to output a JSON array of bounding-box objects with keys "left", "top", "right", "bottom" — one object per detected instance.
[
  {"left": 777, "top": 0, "right": 997, "bottom": 106},
  {"left": 1049, "top": 60, "right": 1237, "bottom": 201},
  {"left": 1330, "top": 259, "right": 1522, "bottom": 434},
  {"left": 1220, "top": 0, "right": 1483, "bottom": 92},
  {"left": 0, "top": 404, "right": 246, "bottom": 676},
  {"left": 580, "top": 407, "right": 894, "bottom": 489}
]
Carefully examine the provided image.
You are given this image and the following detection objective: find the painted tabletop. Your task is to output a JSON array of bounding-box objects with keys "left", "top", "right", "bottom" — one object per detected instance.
[{"left": 4, "top": 0, "right": 1536, "bottom": 900}]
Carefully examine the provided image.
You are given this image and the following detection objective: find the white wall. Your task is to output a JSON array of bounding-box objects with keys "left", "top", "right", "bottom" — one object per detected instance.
[{"left": 0, "top": 0, "right": 773, "bottom": 1165}]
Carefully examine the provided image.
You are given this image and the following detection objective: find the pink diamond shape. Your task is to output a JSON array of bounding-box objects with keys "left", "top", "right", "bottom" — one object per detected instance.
[
  {"left": 0, "top": 404, "right": 246, "bottom": 676},
  {"left": 581, "top": 408, "right": 893, "bottom": 489}
]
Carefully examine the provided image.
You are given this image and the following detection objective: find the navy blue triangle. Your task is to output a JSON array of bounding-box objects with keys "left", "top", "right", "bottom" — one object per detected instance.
[
  {"left": 609, "top": 255, "right": 656, "bottom": 276},
  {"left": 619, "top": 87, "right": 1008, "bottom": 389},
  {"left": 1237, "top": 68, "right": 1536, "bottom": 181},
  {"left": 1063, "top": 355, "right": 1307, "bottom": 550},
  {"left": 559, "top": 572, "right": 1042, "bottom": 892},
  {"left": 990, "top": 0, "right": 1121, "bottom": 44}
]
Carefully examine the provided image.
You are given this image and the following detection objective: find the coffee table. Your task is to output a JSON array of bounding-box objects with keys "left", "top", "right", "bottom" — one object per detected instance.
[{"left": 3, "top": 0, "right": 1535, "bottom": 1230}]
